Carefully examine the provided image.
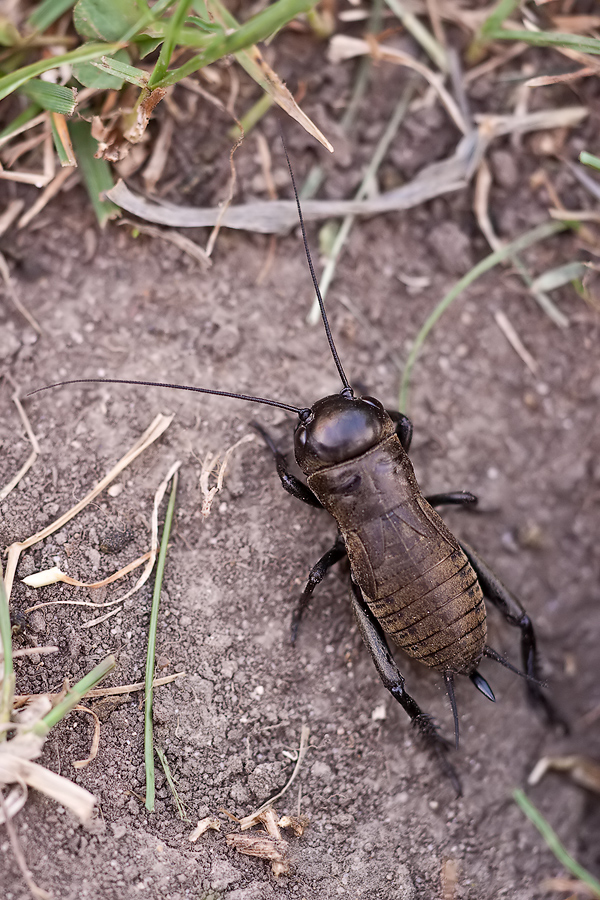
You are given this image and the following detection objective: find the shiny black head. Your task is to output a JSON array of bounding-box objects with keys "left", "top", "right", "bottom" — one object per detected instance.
[{"left": 294, "top": 390, "right": 395, "bottom": 475}]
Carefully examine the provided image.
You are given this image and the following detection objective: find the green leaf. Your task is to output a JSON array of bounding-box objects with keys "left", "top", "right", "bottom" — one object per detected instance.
[
  {"left": 0, "top": 41, "right": 122, "bottom": 102},
  {"left": 531, "top": 262, "right": 588, "bottom": 293},
  {"left": 69, "top": 119, "right": 120, "bottom": 227},
  {"left": 134, "top": 35, "right": 163, "bottom": 58},
  {"left": 19, "top": 79, "right": 77, "bottom": 114},
  {"left": 72, "top": 46, "right": 131, "bottom": 88},
  {"left": 186, "top": 15, "right": 220, "bottom": 33},
  {"left": 73, "top": 0, "right": 142, "bottom": 41},
  {"left": 148, "top": 0, "right": 192, "bottom": 88},
  {"left": 28, "top": 0, "right": 76, "bottom": 32},
  {"left": 92, "top": 54, "right": 148, "bottom": 87}
]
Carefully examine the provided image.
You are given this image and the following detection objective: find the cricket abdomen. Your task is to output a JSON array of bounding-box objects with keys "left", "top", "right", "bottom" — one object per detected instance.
[{"left": 307, "top": 434, "right": 487, "bottom": 674}]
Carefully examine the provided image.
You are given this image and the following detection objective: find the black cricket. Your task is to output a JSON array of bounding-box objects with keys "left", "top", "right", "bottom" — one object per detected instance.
[{"left": 32, "top": 148, "right": 563, "bottom": 792}]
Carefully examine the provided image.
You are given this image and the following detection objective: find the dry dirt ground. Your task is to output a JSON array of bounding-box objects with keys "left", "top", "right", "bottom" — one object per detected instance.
[{"left": 1, "top": 26, "right": 600, "bottom": 900}]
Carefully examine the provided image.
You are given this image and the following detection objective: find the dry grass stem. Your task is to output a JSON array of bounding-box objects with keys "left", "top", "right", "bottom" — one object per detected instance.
[
  {"left": 118, "top": 219, "right": 211, "bottom": 268},
  {"left": 14, "top": 673, "right": 185, "bottom": 707},
  {"left": 0, "top": 732, "right": 97, "bottom": 824},
  {"left": 441, "top": 858, "right": 460, "bottom": 900},
  {"left": 0, "top": 113, "right": 47, "bottom": 151},
  {"left": 107, "top": 105, "right": 586, "bottom": 234},
  {"left": 200, "top": 434, "right": 254, "bottom": 517},
  {"left": 72, "top": 706, "right": 101, "bottom": 769},
  {"left": 4, "top": 413, "right": 174, "bottom": 602},
  {"left": 142, "top": 115, "right": 175, "bottom": 193},
  {"left": 239, "top": 724, "right": 310, "bottom": 830},
  {"left": 494, "top": 311, "right": 539, "bottom": 375},
  {"left": 474, "top": 159, "right": 502, "bottom": 252},
  {"left": 23, "top": 553, "right": 152, "bottom": 592},
  {"left": 0, "top": 253, "right": 42, "bottom": 333},
  {"left": 206, "top": 134, "right": 244, "bottom": 258},
  {"left": 0, "top": 390, "right": 42, "bottom": 502},
  {"left": 0, "top": 790, "right": 52, "bottom": 900},
  {"left": 18, "top": 168, "right": 75, "bottom": 230},
  {"left": 529, "top": 755, "right": 600, "bottom": 793},
  {"left": 10, "top": 647, "right": 59, "bottom": 660},
  {"left": 0, "top": 199, "right": 24, "bottom": 236},
  {"left": 188, "top": 816, "right": 221, "bottom": 841},
  {"left": 329, "top": 34, "right": 467, "bottom": 134}
]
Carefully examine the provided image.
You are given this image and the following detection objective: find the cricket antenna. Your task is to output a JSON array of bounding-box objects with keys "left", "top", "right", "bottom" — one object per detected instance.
[
  {"left": 28, "top": 378, "right": 311, "bottom": 419},
  {"left": 280, "top": 135, "right": 352, "bottom": 395}
]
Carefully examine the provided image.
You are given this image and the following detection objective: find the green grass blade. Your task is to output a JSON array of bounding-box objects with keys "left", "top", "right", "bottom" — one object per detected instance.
[
  {"left": 156, "top": 746, "right": 190, "bottom": 821},
  {"left": 145, "top": 471, "right": 178, "bottom": 812},
  {"left": 33, "top": 655, "right": 116, "bottom": 735},
  {"left": 148, "top": 0, "right": 193, "bottom": 89},
  {"left": 580, "top": 151, "right": 600, "bottom": 171},
  {"left": 19, "top": 79, "right": 77, "bottom": 114},
  {"left": 28, "top": 0, "right": 77, "bottom": 32},
  {"left": 156, "top": 0, "right": 316, "bottom": 87},
  {"left": 487, "top": 29, "right": 600, "bottom": 55},
  {"left": 69, "top": 119, "right": 120, "bottom": 226},
  {"left": 513, "top": 790, "right": 600, "bottom": 898},
  {"left": 92, "top": 54, "right": 148, "bottom": 87},
  {"left": 0, "top": 560, "right": 15, "bottom": 738},
  {"left": 479, "top": 0, "right": 520, "bottom": 36},
  {"left": 399, "top": 220, "right": 570, "bottom": 411},
  {"left": 0, "top": 41, "right": 122, "bottom": 102}
]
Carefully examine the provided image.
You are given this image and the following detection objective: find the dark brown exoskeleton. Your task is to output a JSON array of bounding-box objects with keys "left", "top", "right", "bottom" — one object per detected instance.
[{"left": 32, "top": 145, "right": 563, "bottom": 791}]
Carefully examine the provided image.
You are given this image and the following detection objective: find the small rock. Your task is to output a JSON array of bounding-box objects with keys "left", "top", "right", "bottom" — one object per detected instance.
[{"left": 427, "top": 222, "right": 473, "bottom": 275}]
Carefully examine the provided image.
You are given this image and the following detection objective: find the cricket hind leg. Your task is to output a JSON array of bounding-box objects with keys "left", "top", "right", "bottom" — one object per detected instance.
[
  {"left": 350, "top": 580, "right": 462, "bottom": 795},
  {"left": 460, "top": 540, "right": 568, "bottom": 731}
]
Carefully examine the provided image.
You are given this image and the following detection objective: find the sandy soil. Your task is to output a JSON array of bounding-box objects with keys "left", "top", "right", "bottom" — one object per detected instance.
[{"left": 1, "top": 25, "right": 600, "bottom": 900}]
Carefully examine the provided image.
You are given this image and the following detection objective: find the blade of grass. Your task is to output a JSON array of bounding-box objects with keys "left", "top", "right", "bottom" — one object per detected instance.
[
  {"left": 156, "top": 746, "right": 190, "bottom": 821},
  {"left": 580, "top": 151, "right": 600, "bottom": 171},
  {"left": 156, "top": 0, "right": 316, "bottom": 87},
  {"left": 487, "top": 30, "right": 600, "bottom": 55},
  {"left": 148, "top": 0, "right": 193, "bottom": 89},
  {"left": 513, "top": 789, "right": 600, "bottom": 899},
  {"left": 69, "top": 119, "right": 120, "bottom": 226},
  {"left": 92, "top": 54, "right": 149, "bottom": 87},
  {"left": 480, "top": 0, "right": 520, "bottom": 37},
  {"left": 28, "top": 655, "right": 116, "bottom": 736},
  {"left": 399, "top": 219, "right": 571, "bottom": 411},
  {"left": 144, "top": 470, "right": 178, "bottom": 812},
  {"left": 18, "top": 80, "right": 76, "bottom": 114},
  {"left": 28, "top": 0, "right": 77, "bottom": 32},
  {"left": 0, "top": 560, "right": 15, "bottom": 739},
  {"left": 0, "top": 41, "right": 123, "bottom": 102}
]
